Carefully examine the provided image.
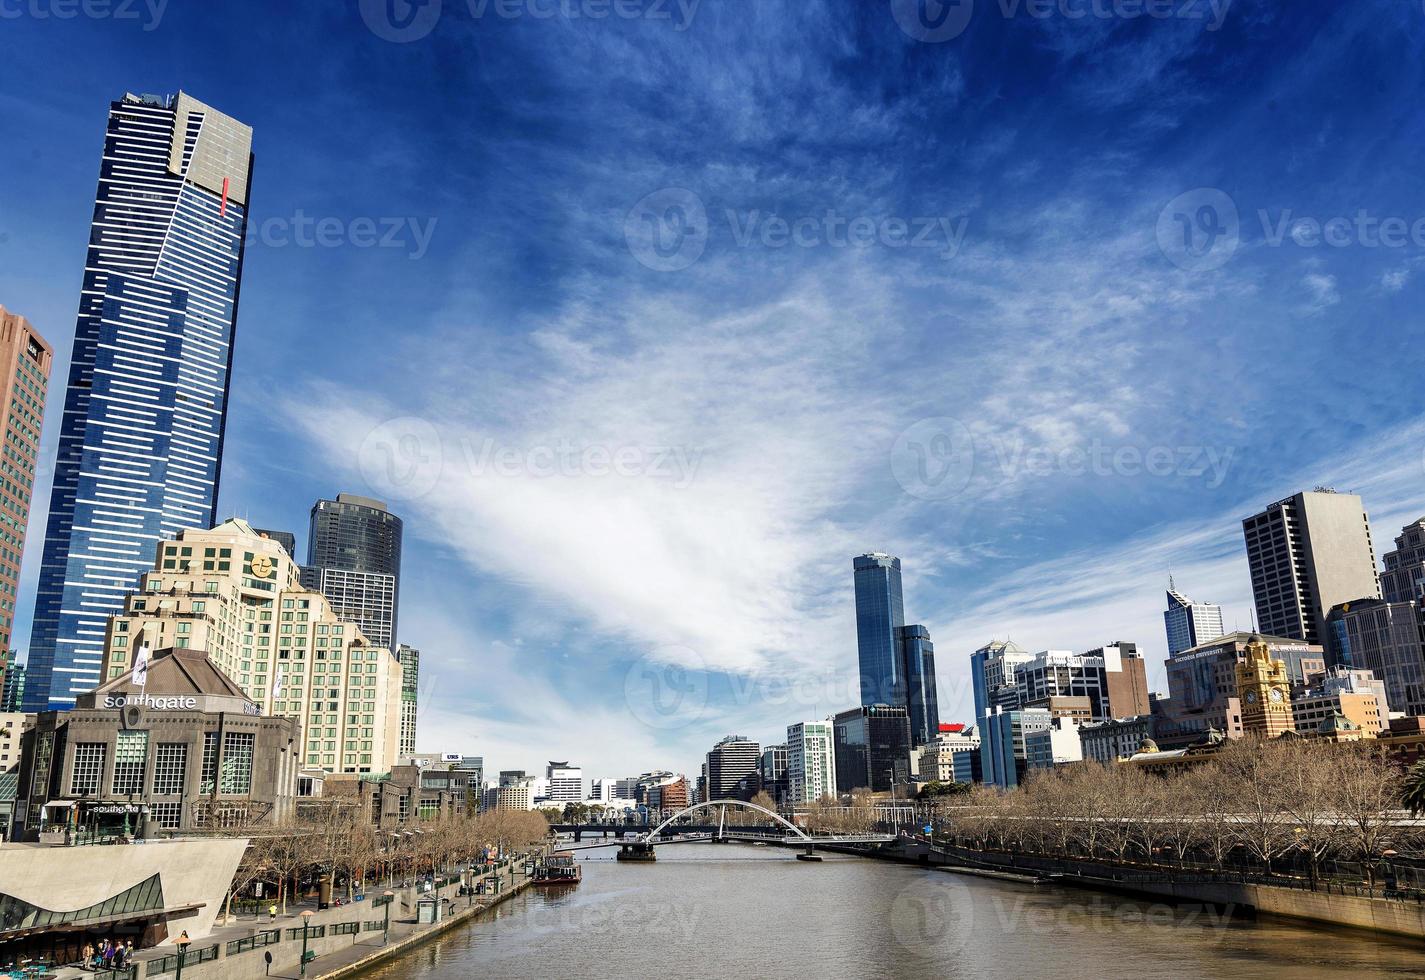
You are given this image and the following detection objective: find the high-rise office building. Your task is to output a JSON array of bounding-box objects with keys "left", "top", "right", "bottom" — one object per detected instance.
[
  {"left": 1163, "top": 587, "right": 1225, "bottom": 657},
  {"left": 832, "top": 704, "right": 912, "bottom": 794},
  {"left": 854, "top": 553, "right": 905, "bottom": 704},
  {"left": 26, "top": 92, "right": 254, "bottom": 710},
  {"left": 254, "top": 528, "right": 298, "bottom": 562},
  {"left": 1242, "top": 490, "right": 1380, "bottom": 647},
  {"left": 1326, "top": 598, "right": 1425, "bottom": 716},
  {"left": 705, "top": 735, "right": 761, "bottom": 801},
  {"left": 759, "top": 744, "right": 788, "bottom": 805},
  {"left": 94, "top": 519, "right": 402, "bottom": 775},
  {"left": 1381, "top": 518, "right": 1425, "bottom": 603},
  {"left": 897, "top": 624, "right": 940, "bottom": 746},
  {"left": 970, "top": 639, "right": 1033, "bottom": 719},
  {"left": 853, "top": 554, "right": 939, "bottom": 745},
  {"left": 0, "top": 661, "right": 23, "bottom": 712},
  {"left": 397, "top": 644, "right": 419, "bottom": 757},
  {"left": 545, "top": 761, "right": 584, "bottom": 802},
  {"left": 0, "top": 309, "right": 51, "bottom": 652},
  {"left": 301, "top": 494, "right": 402, "bottom": 650},
  {"left": 786, "top": 720, "right": 836, "bottom": 804}
]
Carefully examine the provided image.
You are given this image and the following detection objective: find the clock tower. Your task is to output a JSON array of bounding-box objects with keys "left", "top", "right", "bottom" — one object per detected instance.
[{"left": 1235, "top": 636, "right": 1292, "bottom": 738}]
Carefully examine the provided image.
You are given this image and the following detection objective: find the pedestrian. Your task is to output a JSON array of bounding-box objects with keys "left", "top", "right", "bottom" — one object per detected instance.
[
  {"left": 81, "top": 942, "right": 93, "bottom": 967},
  {"left": 269, "top": 903, "right": 277, "bottom": 923},
  {"left": 125, "top": 939, "right": 135, "bottom": 963}
]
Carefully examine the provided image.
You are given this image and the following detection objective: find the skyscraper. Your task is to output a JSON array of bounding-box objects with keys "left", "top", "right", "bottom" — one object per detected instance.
[
  {"left": 705, "top": 735, "right": 761, "bottom": 801},
  {"left": 786, "top": 720, "right": 836, "bottom": 804},
  {"left": 1242, "top": 490, "right": 1380, "bottom": 647},
  {"left": 853, "top": 553, "right": 939, "bottom": 744},
  {"left": 301, "top": 494, "right": 403, "bottom": 650},
  {"left": 0, "top": 307, "right": 52, "bottom": 651},
  {"left": 1380, "top": 518, "right": 1425, "bottom": 603},
  {"left": 26, "top": 93, "right": 254, "bottom": 710},
  {"left": 254, "top": 528, "right": 298, "bottom": 562},
  {"left": 397, "top": 643, "right": 420, "bottom": 757},
  {"left": 1163, "top": 587, "right": 1225, "bottom": 657},
  {"left": 853, "top": 553, "right": 905, "bottom": 705}
]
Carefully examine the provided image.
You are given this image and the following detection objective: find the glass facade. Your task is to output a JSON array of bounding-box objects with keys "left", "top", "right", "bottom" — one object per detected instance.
[
  {"left": 301, "top": 494, "right": 403, "bottom": 649},
  {"left": 853, "top": 554, "right": 905, "bottom": 706},
  {"left": 832, "top": 704, "right": 911, "bottom": 794},
  {"left": 25, "top": 92, "right": 254, "bottom": 709},
  {"left": 0, "top": 873, "right": 164, "bottom": 933},
  {"left": 898, "top": 624, "right": 940, "bottom": 747}
]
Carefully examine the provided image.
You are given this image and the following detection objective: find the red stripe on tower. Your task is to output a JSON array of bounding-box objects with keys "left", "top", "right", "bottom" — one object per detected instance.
[{"left": 220, "top": 177, "right": 230, "bottom": 217}]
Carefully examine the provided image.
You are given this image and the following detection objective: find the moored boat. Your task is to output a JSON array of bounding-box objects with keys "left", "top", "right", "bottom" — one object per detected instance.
[{"left": 533, "top": 852, "right": 582, "bottom": 886}]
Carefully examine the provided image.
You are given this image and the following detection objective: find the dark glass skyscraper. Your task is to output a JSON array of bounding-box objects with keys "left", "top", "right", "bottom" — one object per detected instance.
[
  {"left": 300, "top": 493, "right": 403, "bottom": 649},
  {"left": 26, "top": 92, "right": 254, "bottom": 709},
  {"left": 853, "top": 553, "right": 940, "bottom": 744},
  {"left": 854, "top": 553, "right": 905, "bottom": 704}
]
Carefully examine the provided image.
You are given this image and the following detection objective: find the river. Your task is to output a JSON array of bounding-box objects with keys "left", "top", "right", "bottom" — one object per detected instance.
[{"left": 355, "top": 842, "right": 1425, "bottom": 979}]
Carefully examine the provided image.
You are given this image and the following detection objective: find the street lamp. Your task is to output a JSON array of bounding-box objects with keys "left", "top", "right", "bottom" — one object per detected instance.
[
  {"left": 382, "top": 890, "right": 395, "bottom": 944},
  {"left": 299, "top": 909, "right": 315, "bottom": 977},
  {"left": 174, "top": 933, "right": 191, "bottom": 980}
]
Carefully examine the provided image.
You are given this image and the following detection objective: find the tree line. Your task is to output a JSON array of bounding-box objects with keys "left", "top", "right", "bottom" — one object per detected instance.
[{"left": 222, "top": 807, "right": 550, "bottom": 919}]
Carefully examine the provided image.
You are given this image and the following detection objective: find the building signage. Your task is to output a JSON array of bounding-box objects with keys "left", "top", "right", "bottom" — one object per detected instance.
[
  {"left": 102, "top": 694, "right": 198, "bottom": 710},
  {"left": 84, "top": 803, "right": 145, "bottom": 814}
]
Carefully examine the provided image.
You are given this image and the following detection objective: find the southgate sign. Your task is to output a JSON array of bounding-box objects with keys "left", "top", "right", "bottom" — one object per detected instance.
[{"left": 102, "top": 694, "right": 198, "bottom": 710}]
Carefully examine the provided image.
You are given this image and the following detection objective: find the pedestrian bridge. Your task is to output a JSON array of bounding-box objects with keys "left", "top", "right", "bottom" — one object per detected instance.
[{"left": 562, "top": 800, "right": 895, "bottom": 861}]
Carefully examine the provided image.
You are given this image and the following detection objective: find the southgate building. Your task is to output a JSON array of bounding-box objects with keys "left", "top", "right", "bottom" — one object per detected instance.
[
  {"left": 94, "top": 519, "right": 402, "bottom": 775},
  {"left": 27, "top": 92, "right": 255, "bottom": 709}
]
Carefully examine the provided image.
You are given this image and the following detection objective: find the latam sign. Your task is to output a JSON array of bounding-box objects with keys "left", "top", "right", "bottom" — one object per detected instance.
[{"left": 102, "top": 694, "right": 198, "bottom": 710}]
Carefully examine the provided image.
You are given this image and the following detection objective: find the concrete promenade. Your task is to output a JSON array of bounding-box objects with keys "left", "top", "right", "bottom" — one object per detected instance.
[{"left": 55, "top": 855, "right": 540, "bottom": 980}]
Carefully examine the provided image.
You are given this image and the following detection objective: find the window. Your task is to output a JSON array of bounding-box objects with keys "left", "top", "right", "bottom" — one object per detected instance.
[
  {"left": 153, "top": 743, "right": 188, "bottom": 795},
  {"left": 220, "top": 732, "right": 255, "bottom": 794},
  {"left": 200, "top": 732, "right": 219, "bottom": 793},
  {"left": 70, "top": 743, "right": 107, "bottom": 795},
  {"left": 112, "top": 731, "right": 148, "bottom": 795},
  {"left": 151, "top": 801, "right": 182, "bottom": 829}
]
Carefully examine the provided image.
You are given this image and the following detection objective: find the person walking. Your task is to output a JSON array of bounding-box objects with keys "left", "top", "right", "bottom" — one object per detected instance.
[{"left": 269, "top": 903, "right": 278, "bottom": 923}]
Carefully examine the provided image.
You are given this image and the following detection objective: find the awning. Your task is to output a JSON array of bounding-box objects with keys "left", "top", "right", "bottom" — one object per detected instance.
[{"left": 41, "top": 800, "right": 76, "bottom": 809}]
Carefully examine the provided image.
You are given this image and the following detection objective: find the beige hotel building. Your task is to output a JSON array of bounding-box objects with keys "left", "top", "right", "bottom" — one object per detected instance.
[{"left": 97, "top": 519, "right": 402, "bottom": 775}]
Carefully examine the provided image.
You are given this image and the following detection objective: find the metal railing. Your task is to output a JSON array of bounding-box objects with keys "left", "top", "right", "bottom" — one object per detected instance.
[{"left": 225, "top": 929, "right": 281, "bottom": 956}]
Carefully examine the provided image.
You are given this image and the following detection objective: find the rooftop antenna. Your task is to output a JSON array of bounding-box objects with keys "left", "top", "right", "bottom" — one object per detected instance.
[{"left": 1168, "top": 565, "right": 1175, "bottom": 592}]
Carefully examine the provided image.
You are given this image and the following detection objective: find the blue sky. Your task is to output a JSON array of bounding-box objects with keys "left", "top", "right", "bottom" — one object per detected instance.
[{"left": 2, "top": 0, "right": 1425, "bottom": 781}]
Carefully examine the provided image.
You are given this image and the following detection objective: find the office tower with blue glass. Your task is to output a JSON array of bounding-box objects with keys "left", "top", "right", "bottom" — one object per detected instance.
[
  {"left": 1163, "top": 585, "right": 1226, "bottom": 657},
  {"left": 852, "top": 553, "right": 940, "bottom": 746},
  {"left": 25, "top": 92, "right": 254, "bottom": 709}
]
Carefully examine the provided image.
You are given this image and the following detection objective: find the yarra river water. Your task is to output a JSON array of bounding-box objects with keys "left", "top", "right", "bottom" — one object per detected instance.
[{"left": 357, "top": 842, "right": 1425, "bottom": 979}]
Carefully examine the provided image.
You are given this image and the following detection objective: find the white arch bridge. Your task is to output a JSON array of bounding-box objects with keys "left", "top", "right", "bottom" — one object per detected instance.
[{"left": 594, "top": 800, "right": 895, "bottom": 861}]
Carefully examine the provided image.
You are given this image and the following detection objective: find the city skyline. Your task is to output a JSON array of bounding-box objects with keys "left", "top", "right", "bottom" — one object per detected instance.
[{"left": 2, "top": 1, "right": 1425, "bottom": 775}]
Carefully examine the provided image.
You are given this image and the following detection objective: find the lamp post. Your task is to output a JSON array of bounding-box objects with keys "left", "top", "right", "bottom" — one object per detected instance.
[
  {"left": 382, "top": 890, "right": 395, "bottom": 944},
  {"left": 299, "top": 909, "right": 315, "bottom": 977},
  {"left": 174, "top": 934, "right": 191, "bottom": 980}
]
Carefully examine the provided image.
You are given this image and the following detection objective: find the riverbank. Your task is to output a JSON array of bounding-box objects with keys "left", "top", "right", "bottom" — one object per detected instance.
[
  {"left": 312, "top": 875, "right": 535, "bottom": 980},
  {"left": 862, "top": 837, "right": 1425, "bottom": 943}
]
